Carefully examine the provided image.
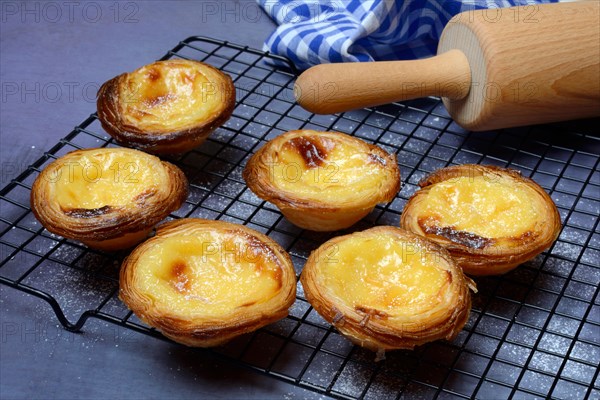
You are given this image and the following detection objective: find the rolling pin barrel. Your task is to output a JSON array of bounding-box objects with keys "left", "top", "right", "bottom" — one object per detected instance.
[{"left": 294, "top": 2, "right": 600, "bottom": 131}]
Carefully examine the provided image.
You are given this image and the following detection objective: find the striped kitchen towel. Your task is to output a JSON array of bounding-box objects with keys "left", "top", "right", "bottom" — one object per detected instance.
[{"left": 258, "top": 0, "right": 559, "bottom": 70}]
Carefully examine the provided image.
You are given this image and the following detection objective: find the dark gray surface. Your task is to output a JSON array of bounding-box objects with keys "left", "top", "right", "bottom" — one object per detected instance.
[{"left": 0, "top": 1, "right": 328, "bottom": 399}]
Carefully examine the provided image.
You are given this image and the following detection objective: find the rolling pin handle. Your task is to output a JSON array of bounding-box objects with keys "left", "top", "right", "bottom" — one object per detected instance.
[{"left": 294, "top": 49, "right": 471, "bottom": 115}]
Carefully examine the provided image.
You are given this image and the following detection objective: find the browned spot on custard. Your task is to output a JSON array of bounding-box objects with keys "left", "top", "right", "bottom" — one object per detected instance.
[
  {"left": 284, "top": 137, "right": 333, "bottom": 168},
  {"left": 418, "top": 216, "right": 494, "bottom": 249},
  {"left": 233, "top": 230, "right": 281, "bottom": 267},
  {"left": 147, "top": 68, "right": 161, "bottom": 81},
  {"left": 181, "top": 73, "right": 197, "bottom": 85},
  {"left": 144, "top": 94, "right": 175, "bottom": 108},
  {"left": 368, "top": 153, "right": 387, "bottom": 166},
  {"left": 238, "top": 300, "right": 257, "bottom": 308},
  {"left": 248, "top": 244, "right": 283, "bottom": 291},
  {"left": 226, "top": 230, "right": 284, "bottom": 291},
  {"left": 170, "top": 260, "right": 191, "bottom": 293},
  {"left": 271, "top": 267, "right": 283, "bottom": 291},
  {"left": 63, "top": 205, "right": 112, "bottom": 218},
  {"left": 446, "top": 270, "right": 453, "bottom": 284}
]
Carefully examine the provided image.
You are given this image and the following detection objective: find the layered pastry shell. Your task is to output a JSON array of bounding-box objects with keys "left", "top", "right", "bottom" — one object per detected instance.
[
  {"left": 243, "top": 130, "right": 400, "bottom": 231},
  {"left": 30, "top": 148, "right": 188, "bottom": 251},
  {"left": 400, "top": 164, "right": 561, "bottom": 275},
  {"left": 97, "top": 59, "right": 235, "bottom": 154},
  {"left": 119, "top": 219, "right": 297, "bottom": 347},
  {"left": 301, "top": 226, "right": 475, "bottom": 351}
]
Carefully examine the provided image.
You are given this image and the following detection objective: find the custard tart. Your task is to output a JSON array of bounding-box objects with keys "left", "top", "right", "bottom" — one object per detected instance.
[
  {"left": 301, "top": 226, "right": 475, "bottom": 351},
  {"left": 31, "top": 148, "right": 188, "bottom": 251},
  {"left": 401, "top": 164, "right": 561, "bottom": 276},
  {"left": 243, "top": 130, "right": 400, "bottom": 231},
  {"left": 119, "top": 219, "right": 297, "bottom": 347},
  {"left": 97, "top": 60, "right": 235, "bottom": 154}
]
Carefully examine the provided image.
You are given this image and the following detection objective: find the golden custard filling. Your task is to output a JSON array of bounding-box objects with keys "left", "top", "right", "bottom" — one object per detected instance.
[
  {"left": 270, "top": 135, "right": 392, "bottom": 203},
  {"left": 120, "top": 60, "right": 223, "bottom": 132},
  {"left": 318, "top": 234, "right": 449, "bottom": 316},
  {"left": 52, "top": 150, "right": 163, "bottom": 211},
  {"left": 417, "top": 175, "right": 539, "bottom": 239},
  {"left": 133, "top": 230, "right": 283, "bottom": 317}
]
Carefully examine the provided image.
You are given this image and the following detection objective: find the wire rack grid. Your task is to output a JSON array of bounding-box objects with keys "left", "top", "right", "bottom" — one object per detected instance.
[{"left": 1, "top": 37, "right": 599, "bottom": 400}]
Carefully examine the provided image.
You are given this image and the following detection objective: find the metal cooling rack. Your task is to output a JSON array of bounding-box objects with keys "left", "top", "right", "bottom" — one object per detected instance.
[{"left": 1, "top": 37, "right": 599, "bottom": 400}]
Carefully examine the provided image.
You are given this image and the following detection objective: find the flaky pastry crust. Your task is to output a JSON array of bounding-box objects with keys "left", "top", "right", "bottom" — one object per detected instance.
[
  {"left": 400, "top": 164, "right": 561, "bottom": 275},
  {"left": 243, "top": 130, "right": 400, "bottom": 231},
  {"left": 30, "top": 148, "right": 188, "bottom": 250},
  {"left": 301, "top": 226, "right": 475, "bottom": 351},
  {"left": 97, "top": 60, "right": 235, "bottom": 154},
  {"left": 119, "top": 219, "right": 297, "bottom": 347}
]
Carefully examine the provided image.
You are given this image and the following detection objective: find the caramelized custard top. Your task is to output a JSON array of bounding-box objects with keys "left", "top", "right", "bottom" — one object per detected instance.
[
  {"left": 51, "top": 148, "right": 165, "bottom": 214},
  {"left": 133, "top": 228, "right": 285, "bottom": 316},
  {"left": 315, "top": 232, "right": 452, "bottom": 317},
  {"left": 416, "top": 175, "right": 540, "bottom": 241},
  {"left": 268, "top": 131, "right": 398, "bottom": 204},
  {"left": 119, "top": 60, "right": 229, "bottom": 133}
]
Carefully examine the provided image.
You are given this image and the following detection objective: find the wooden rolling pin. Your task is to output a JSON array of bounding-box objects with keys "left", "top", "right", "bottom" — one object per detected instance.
[{"left": 294, "top": 1, "right": 600, "bottom": 131}]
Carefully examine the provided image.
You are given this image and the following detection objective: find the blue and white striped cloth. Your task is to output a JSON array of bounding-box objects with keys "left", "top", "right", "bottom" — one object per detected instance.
[{"left": 258, "top": 0, "right": 559, "bottom": 70}]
